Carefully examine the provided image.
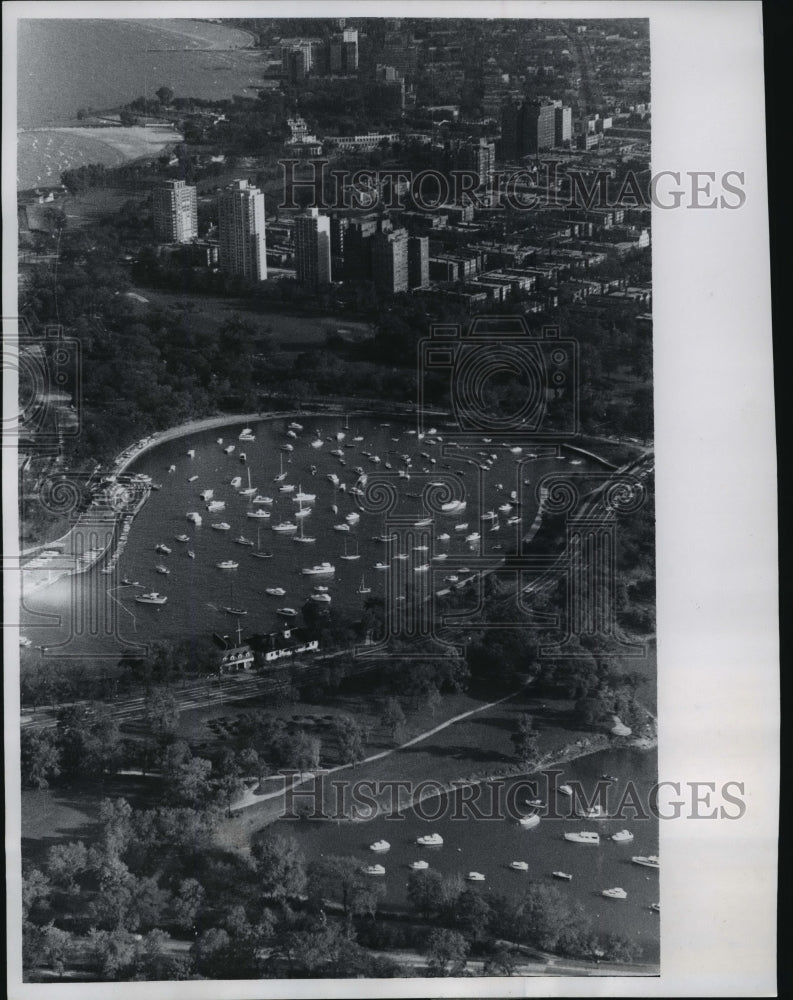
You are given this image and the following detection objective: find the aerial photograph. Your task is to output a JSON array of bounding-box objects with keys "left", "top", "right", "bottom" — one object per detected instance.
[{"left": 15, "top": 12, "right": 656, "bottom": 984}]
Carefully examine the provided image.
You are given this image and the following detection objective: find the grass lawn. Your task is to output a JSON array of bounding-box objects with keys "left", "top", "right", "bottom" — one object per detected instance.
[{"left": 21, "top": 773, "right": 161, "bottom": 866}]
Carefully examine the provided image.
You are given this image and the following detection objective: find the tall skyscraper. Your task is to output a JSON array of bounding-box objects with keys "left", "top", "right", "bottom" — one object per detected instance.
[
  {"left": 217, "top": 180, "right": 267, "bottom": 282},
  {"left": 372, "top": 227, "right": 409, "bottom": 294},
  {"left": 295, "top": 208, "right": 331, "bottom": 285},
  {"left": 555, "top": 104, "right": 573, "bottom": 146},
  {"left": 330, "top": 27, "right": 359, "bottom": 73},
  {"left": 152, "top": 180, "right": 197, "bottom": 243}
]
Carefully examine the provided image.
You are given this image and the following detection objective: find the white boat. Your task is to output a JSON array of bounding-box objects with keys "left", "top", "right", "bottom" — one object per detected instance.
[
  {"left": 414, "top": 517, "right": 433, "bottom": 527},
  {"left": 247, "top": 509, "right": 271, "bottom": 519},
  {"left": 414, "top": 563, "right": 430, "bottom": 572},
  {"left": 553, "top": 871, "right": 573, "bottom": 881},
  {"left": 437, "top": 533, "right": 450, "bottom": 542},
  {"left": 252, "top": 495, "right": 273, "bottom": 504},
  {"left": 650, "top": 902, "right": 660, "bottom": 913},
  {"left": 217, "top": 438, "right": 223, "bottom": 445},
  {"left": 409, "top": 860, "right": 429, "bottom": 871},
  {"left": 507, "top": 515, "right": 521, "bottom": 525},
  {"left": 280, "top": 444, "right": 294, "bottom": 452},
  {"left": 481, "top": 510, "right": 497, "bottom": 521},
  {"left": 364, "top": 864, "right": 386, "bottom": 876},
  {"left": 174, "top": 534, "right": 190, "bottom": 543},
  {"left": 187, "top": 449, "right": 195, "bottom": 458},
  {"left": 498, "top": 503, "right": 513, "bottom": 513},
  {"left": 294, "top": 507, "right": 311, "bottom": 520},
  {"left": 558, "top": 784, "right": 574, "bottom": 796},
  {"left": 266, "top": 587, "right": 286, "bottom": 597},
  {"left": 345, "top": 511, "right": 360, "bottom": 526},
  {"left": 200, "top": 489, "right": 214, "bottom": 501},
  {"left": 224, "top": 445, "right": 235, "bottom": 454},
  {"left": 155, "top": 565, "right": 170, "bottom": 575},
  {"left": 277, "top": 607, "right": 298, "bottom": 617},
  {"left": 334, "top": 523, "right": 351, "bottom": 532},
  {"left": 341, "top": 539, "right": 360, "bottom": 561},
  {"left": 288, "top": 421, "right": 303, "bottom": 431},
  {"left": 563, "top": 831, "right": 600, "bottom": 845},
  {"left": 302, "top": 562, "right": 334, "bottom": 575},
  {"left": 374, "top": 562, "right": 389, "bottom": 571},
  {"left": 155, "top": 543, "right": 172, "bottom": 555},
  {"left": 370, "top": 840, "right": 390, "bottom": 853},
  {"left": 274, "top": 456, "right": 288, "bottom": 483},
  {"left": 310, "top": 592, "right": 331, "bottom": 603},
  {"left": 187, "top": 550, "right": 195, "bottom": 559},
  {"left": 135, "top": 592, "right": 167, "bottom": 605},
  {"left": 239, "top": 453, "right": 246, "bottom": 463},
  {"left": 230, "top": 476, "right": 242, "bottom": 489},
  {"left": 441, "top": 500, "right": 466, "bottom": 514},
  {"left": 611, "top": 830, "right": 634, "bottom": 843},
  {"left": 217, "top": 560, "right": 239, "bottom": 570},
  {"left": 310, "top": 433, "right": 324, "bottom": 449},
  {"left": 357, "top": 575, "right": 371, "bottom": 594},
  {"left": 416, "top": 833, "right": 443, "bottom": 847},
  {"left": 631, "top": 855, "right": 660, "bottom": 869},
  {"left": 234, "top": 536, "right": 254, "bottom": 547},
  {"left": 239, "top": 428, "right": 255, "bottom": 441},
  {"left": 187, "top": 512, "right": 203, "bottom": 525},
  {"left": 466, "top": 872, "right": 485, "bottom": 882},
  {"left": 443, "top": 575, "right": 459, "bottom": 584},
  {"left": 272, "top": 522, "right": 297, "bottom": 533},
  {"left": 578, "top": 804, "right": 606, "bottom": 820},
  {"left": 519, "top": 813, "right": 540, "bottom": 829},
  {"left": 211, "top": 522, "right": 231, "bottom": 531},
  {"left": 327, "top": 473, "right": 340, "bottom": 487},
  {"left": 207, "top": 501, "right": 226, "bottom": 512},
  {"left": 465, "top": 532, "right": 480, "bottom": 543},
  {"left": 454, "top": 523, "right": 469, "bottom": 532},
  {"left": 602, "top": 887, "right": 628, "bottom": 900},
  {"left": 294, "top": 487, "right": 316, "bottom": 503},
  {"left": 279, "top": 484, "right": 295, "bottom": 493},
  {"left": 510, "top": 861, "right": 529, "bottom": 871},
  {"left": 187, "top": 474, "right": 199, "bottom": 483}
]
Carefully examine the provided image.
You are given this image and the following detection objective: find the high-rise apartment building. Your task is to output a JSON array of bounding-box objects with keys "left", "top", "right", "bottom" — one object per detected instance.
[
  {"left": 372, "top": 227, "right": 409, "bottom": 294},
  {"left": 330, "top": 27, "right": 359, "bottom": 73},
  {"left": 295, "top": 208, "right": 331, "bottom": 285},
  {"left": 501, "top": 99, "right": 565, "bottom": 158},
  {"left": 554, "top": 104, "right": 572, "bottom": 146},
  {"left": 152, "top": 180, "right": 197, "bottom": 243},
  {"left": 217, "top": 179, "right": 267, "bottom": 282},
  {"left": 407, "top": 236, "right": 429, "bottom": 289}
]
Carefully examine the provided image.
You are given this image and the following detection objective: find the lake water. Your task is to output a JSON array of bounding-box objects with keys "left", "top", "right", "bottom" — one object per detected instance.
[
  {"left": 279, "top": 745, "right": 660, "bottom": 964},
  {"left": 22, "top": 414, "right": 597, "bottom": 657},
  {"left": 17, "top": 18, "right": 264, "bottom": 188}
]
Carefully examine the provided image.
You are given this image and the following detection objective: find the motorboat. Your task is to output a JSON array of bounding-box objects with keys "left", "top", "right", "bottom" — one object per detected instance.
[
  {"left": 374, "top": 562, "right": 390, "bottom": 571},
  {"left": 280, "top": 444, "right": 294, "bottom": 453},
  {"left": 239, "top": 453, "right": 246, "bottom": 463},
  {"left": 187, "top": 450, "right": 195, "bottom": 458},
  {"left": 563, "top": 831, "right": 600, "bottom": 845},
  {"left": 558, "top": 784, "right": 574, "bottom": 796},
  {"left": 519, "top": 813, "right": 540, "bottom": 829},
  {"left": 155, "top": 565, "right": 170, "bottom": 575},
  {"left": 272, "top": 522, "right": 298, "bottom": 533},
  {"left": 266, "top": 587, "right": 286, "bottom": 597},
  {"left": 247, "top": 509, "right": 271, "bottom": 519},
  {"left": 294, "top": 507, "right": 311, "bottom": 519},
  {"left": 174, "top": 534, "right": 190, "bottom": 543},
  {"left": 253, "top": 495, "right": 273, "bottom": 505},
  {"left": 187, "top": 512, "right": 202, "bottom": 525},
  {"left": 200, "top": 489, "right": 214, "bottom": 501},
  {"left": 294, "top": 488, "right": 316, "bottom": 503},
  {"left": 302, "top": 562, "right": 334, "bottom": 575},
  {"left": 437, "top": 533, "right": 450, "bottom": 542},
  {"left": 611, "top": 830, "right": 634, "bottom": 843},
  {"left": 310, "top": 433, "right": 324, "bottom": 450},
  {"left": 234, "top": 536, "right": 255, "bottom": 547},
  {"left": 510, "top": 861, "right": 529, "bottom": 871},
  {"left": 416, "top": 833, "right": 443, "bottom": 847},
  {"left": 650, "top": 902, "right": 660, "bottom": 913},
  {"left": 465, "top": 533, "right": 481, "bottom": 543},
  {"left": 466, "top": 872, "right": 485, "bottom": 882},
  {"left": 310, "top": 592, "right": 331, "bottom": 603},
  {"left": 454, "top": 523, "right": 469, "bottom": 532},
  {"left": 526, "top": 798, "right": 543, "bottom": 808},
  {"left": 216, "top": 561, "right": 239, "bottom": 570},
  {"left": 288, "top": 422, "right": 303, "bottom": 431},
  {"left": 239, "top": 428, "right": 255, "bottom": 441},
  {"left": 211, "top": 522, "right": 231, "bottom": 531},
  {"left": 578, "top": 804, "right": 606, "bottom": 820},
  {"left": 370, "top": 840, "right": 390, "bottom": 853},
  {"left": 155, "top": 544, "right": 172, "bottom": 555},
  {"left": 601, "top": 774, "right": 619, "bottom": 783},
  {"left": 334, "top": 523, "right": 351, "bottom": 532},
  {"left": 187, "top": 550, "right": 195, "bottom": 559},
  {"left": 230, "top": 476, "right": 242, "bottom": 489},
  {"left": 414, "top": 563, "right": 430, "bottom": 573},
  {"left": 277, "top": 608, "right": 298, "bottom": 617},
  {"left": 414, "top": 517, "right": 433, "bottom": 527},
  {"left": 432, "top": 553, "right": 448, "bottom": 561},
  {"left": 224, "top": 445, "right": 235, "bottom": 454},
  {"left": 345, "top": 512, "right": 360, "bottom": 525},
  {"left": 187, "top": 474, "right": 199, "bottom": 482},
  {"left": 121, "top": 577, "right": 139, "bottom": 586},
  {"left": 409, "top": 860, "right": 429, "bottom": 871},
  {"left": 207, "top": 501, "right": 226, "bottom": 512},
  {"left": 631, "top": 855, "right": 660, "bottom": 869},
  {"left": 552, "top": 871, "right": 573, "bottom": 881},
  {"left": 441, "top": 500, "right": 466, "bottom": 514},
  {"left": 364, "top": 864, "right": 386, "bottom": 877},
  {"left": 602, "top": 887, "right": 627, "bottom": 900},
  {"left": 279, "top": 484, "right": 295, "bottom": 493},
  {"left": 135, "top": 592, "right": 167, "bottom": 605}
]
